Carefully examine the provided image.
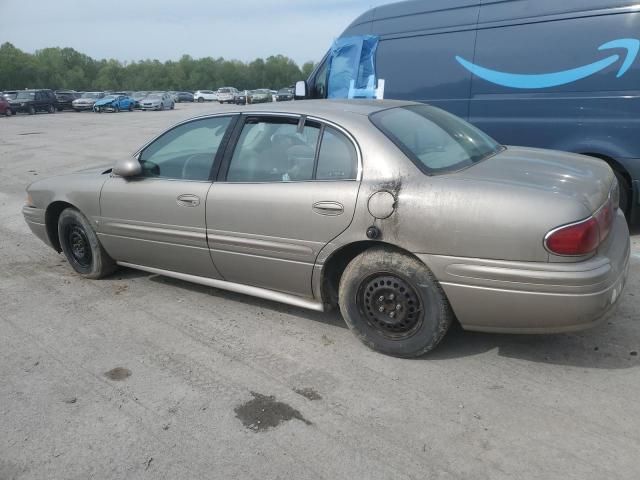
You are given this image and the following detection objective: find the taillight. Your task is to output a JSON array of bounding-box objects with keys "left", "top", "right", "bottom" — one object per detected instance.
[
  {"left": 545, "top": 217, "right": 600, "bottom": 256},
  {"left": 544, "top": 192, "right": 616, "bottom": 256}
]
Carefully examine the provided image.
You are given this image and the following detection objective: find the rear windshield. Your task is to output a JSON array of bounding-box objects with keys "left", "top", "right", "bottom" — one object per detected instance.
[{"left": 370, "top": 105, "right": 503, "bottom": 174}]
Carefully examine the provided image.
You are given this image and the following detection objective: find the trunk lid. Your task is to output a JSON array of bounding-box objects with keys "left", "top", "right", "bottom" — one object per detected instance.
[{"left": 455, "top": 146, "right": 614, "bottom": 213}]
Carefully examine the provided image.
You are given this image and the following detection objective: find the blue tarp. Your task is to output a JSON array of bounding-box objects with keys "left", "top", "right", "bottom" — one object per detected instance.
[{"left": 327, "top": 35, "right": 379, "bottom": 99}]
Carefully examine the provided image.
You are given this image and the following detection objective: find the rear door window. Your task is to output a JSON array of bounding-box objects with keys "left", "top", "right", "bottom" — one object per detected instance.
[
  {"left": 315, "top": 127, "right": 358, "bottom": 180},
  {"left": 226, "top": 117, "right": 321, "bottom": 182}
]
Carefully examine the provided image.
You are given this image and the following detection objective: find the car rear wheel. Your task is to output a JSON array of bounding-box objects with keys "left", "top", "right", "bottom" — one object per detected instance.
[
  {"left": 28, "top": 105, "right": 36, "bottom": 115},
  {"left": 58, "top": 208, "right": 117, "bottom": 279},
  {"left": 339, "top": 248, "right": 453, "bottom": 357}
]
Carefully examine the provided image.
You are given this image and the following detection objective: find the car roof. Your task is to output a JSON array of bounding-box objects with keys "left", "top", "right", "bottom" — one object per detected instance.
[{"left": 238, "top": 99, "right": 420, "bottom": 117}]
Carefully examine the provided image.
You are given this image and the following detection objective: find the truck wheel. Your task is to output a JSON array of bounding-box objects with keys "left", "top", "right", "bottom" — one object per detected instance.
[
  {"left": 58, "top": 208, "right": 117, "bottom": 279},
  {"left": 28, "top": 105, "right": 36, "bottom": 115},
  {"left": 614, "top": 171, "right": 631, "bottom": 219},
  {"left": 339, "top": 248, "right": 453, "bottom": 357}
]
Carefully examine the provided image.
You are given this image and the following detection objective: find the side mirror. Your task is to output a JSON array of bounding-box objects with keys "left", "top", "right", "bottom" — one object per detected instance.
[
  {"left": 294, "top": 80, "right": 307, "bottom": 100},
  {"left": 113, "top": 156, "right": 142, "bottom": 177}
]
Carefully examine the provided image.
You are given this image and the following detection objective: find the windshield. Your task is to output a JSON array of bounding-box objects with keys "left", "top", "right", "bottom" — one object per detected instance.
[
  {"left": 16, "top": 91, "right": 35, "bottom": 100},
  {"left": 370, "top": 105, "right": 503, "bottom": 174},
  {"left": 102, "top": 95, "right": 116, "bottom": 100},
  {"left": 218, "top": 88, "right": 230, "bottom": 93},
  {"left": 278, "top": 88, "right": 292, "bottom": 94},
  {"left": 81, "top": 92, "right": 100, "bottom": 99}
]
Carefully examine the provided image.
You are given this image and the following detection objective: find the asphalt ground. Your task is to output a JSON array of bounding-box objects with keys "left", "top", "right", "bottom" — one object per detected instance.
[{"left": 1, "top": 103, "right": 639, "bottom": 480}]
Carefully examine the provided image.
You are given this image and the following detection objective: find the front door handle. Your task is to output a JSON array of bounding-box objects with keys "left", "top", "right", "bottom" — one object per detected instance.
[
  {"left": 177, "top": 194, "right": 200, "bottom": 207},
  {"left": 312, "top": 201, "right": 344, "bottom": 216}
]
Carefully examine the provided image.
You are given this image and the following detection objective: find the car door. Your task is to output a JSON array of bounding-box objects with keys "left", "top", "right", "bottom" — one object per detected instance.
[
  {"left": 206, "top": 114, "right": 361, "bottom": 296},
  {"left": 98, "top": 114, "right": 238, "bottom": 278}
]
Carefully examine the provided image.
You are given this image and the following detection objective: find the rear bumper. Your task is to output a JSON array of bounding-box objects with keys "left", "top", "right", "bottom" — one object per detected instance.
[
  {"left": 22, "top": 206, "right": 52, "bottom": 248},
  {"left": 416, "top": 210, "right": 631, "bottom": 333}
]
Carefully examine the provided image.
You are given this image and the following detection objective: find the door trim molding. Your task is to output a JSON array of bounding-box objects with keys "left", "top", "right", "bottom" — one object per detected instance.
[{"left": 116, "top": 262, "right": 326, "bottom": 312}]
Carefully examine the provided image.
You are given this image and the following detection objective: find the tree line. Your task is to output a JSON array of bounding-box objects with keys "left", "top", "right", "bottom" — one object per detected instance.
[{"left": 0, "top": 42, "right": 316, "bottom": 92}]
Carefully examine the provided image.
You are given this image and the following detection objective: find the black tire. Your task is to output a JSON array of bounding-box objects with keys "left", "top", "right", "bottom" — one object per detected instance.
[
  {"left": 28, "top": 105, "right": 36, "bottom": 115},
  {"left": 614, "top": 170, "right": 631, "bottom": 219},
  {"left": 197, "top": 97, "right": 204, "bottom": 103},
  {"left": 4, "top": 108, "right": 11, "bottom": 117},
  {"left": 11, "top": 109, "right": 16, "bottom": 116},
  {"left": 48, "top": 104, "right": 55, "bottom": 114},
  {"left": 338, "top": 248, "right": 453, "bottom": 357},
  {"left": 170, "top": 102, "right": 174, "bottom": 110},
  {"left": 58, "top": 208, "right": 116, "bottom": 279}
]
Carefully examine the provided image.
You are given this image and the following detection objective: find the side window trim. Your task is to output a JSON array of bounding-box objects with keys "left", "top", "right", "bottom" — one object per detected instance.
[{"left": 311, "top": 124, "right": 326, "bottom": 180}]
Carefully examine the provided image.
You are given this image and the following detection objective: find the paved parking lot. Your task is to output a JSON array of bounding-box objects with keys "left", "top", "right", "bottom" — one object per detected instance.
[{"left": 1, "top": 104, "right": 639, "bottom": 480}]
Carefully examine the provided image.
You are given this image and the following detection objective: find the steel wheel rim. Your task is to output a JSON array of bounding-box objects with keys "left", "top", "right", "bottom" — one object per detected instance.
[
  {"left": 65, "top": 224, "right": 92, "bottom": 268},
  {"left": 357, "top": 273, "right": 424, "bottom": 340}
]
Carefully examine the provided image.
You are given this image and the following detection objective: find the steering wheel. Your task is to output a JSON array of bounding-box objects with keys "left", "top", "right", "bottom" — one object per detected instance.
[{"left": 182, "top": 153, "right": 212, "bottom": 180}]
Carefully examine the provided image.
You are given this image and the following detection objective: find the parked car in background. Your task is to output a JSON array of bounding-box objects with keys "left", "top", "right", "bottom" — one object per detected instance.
[
  {"left": 299, "top": 0, "right": 640, "bottom": 223},
  {"left": 0, "top": 96, "right": 13, "bottom": 116},
  {"left": 276, "top": 87, "right": 294, "bottom": 102},
  {"left": 175, "top": 91, "right": 194, "bottom": 102},
  {"left": 9, "top": 89, "right": 58, "bottom": 115},
  {"left": 132, "top": 91, "right": 149, "bottom": 109},
  {"left": 2, "top": 90, "right": 18, "bottom": 101},
  {"left": 270, "top": 90, "right": 278, "bottom": 102},
  {"left": 216, "top": 87, "right": 238, "bottom": 104},
  {"left": 234, "top": 91, "right": 248, "bottom": 105},
  {"left": 22, "top": 100, "right": 629, "bottom": 357},
  {"left": 55, "top": 90, "right": 81, "bottom": 111},
  {"left": 249, "top": 89, "right": 273, "bottom": 104},
  {"left": 194, "top": 90, "right": 217, "bottom": 102},
  {"left": 140, "top": 92, "right": 175, "bottom": 111},
  {"left": 93, "top": 94, "right": 136, "bottom": 113},
  {"left": 72, "top": 92, "right": 105, "bottom": 111}
]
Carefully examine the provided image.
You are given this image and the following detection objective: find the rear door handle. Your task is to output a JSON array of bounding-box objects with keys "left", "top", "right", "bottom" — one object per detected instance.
[
  {"left": 177, "top": 194, "right": 200, "bottom": 207},
  {"left": 312, "top": 201, "right": 344, "bottom": 216}
]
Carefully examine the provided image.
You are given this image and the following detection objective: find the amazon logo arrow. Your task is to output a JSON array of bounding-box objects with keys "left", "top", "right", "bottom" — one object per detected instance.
[{"left": 455, "top": 38, "right": 639, "bottom": 89}]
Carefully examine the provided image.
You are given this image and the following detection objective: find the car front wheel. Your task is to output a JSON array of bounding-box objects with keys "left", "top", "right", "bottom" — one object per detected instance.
[
  {"left": 339, "top": 248, "right": 453, "bottom": 357},
  {"left": 58, "top": 208, "right": 116, "bottom": 279},
  {"left": 197, "top": 97, "right": 204, "bottom": 103}
]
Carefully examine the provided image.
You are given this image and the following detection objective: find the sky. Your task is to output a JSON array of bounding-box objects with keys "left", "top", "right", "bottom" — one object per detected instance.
[{"left": 0, "top": 0, "right": 393, "bottom": 65}]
